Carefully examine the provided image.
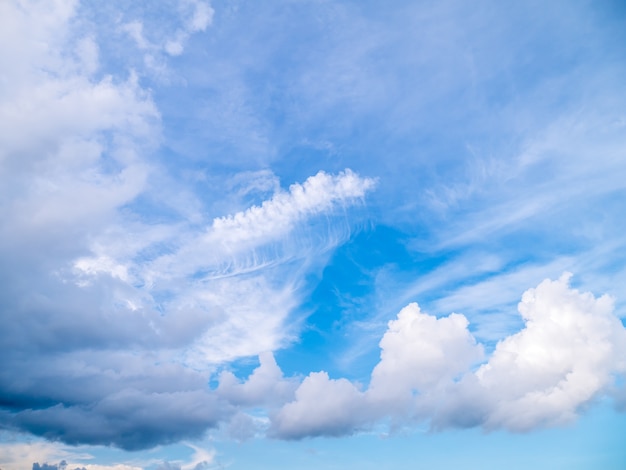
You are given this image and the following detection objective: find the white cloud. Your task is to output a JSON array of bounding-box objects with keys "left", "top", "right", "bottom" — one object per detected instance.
[
  {"left": 0, "top": 7, "right": 376, "bottom": 434},
  {"left": 186, "top": 0, "right": 213, "bottom": 32},
  {"left": 227, "top": 169, "right": 281, "bottom": 200},
  {"left": 473, "top": 273, "right": 626, "bottom": 431},
  {"left": 218, "top": 352, "right": 298, "bottom": 407},
  {"left": 0, "top": 29, "right": 157, "bottom": 240},
  {"left": 368, "top": 303, "right": 484, "bottom": 410},
  {"left": 121, "top": 21, "right": 149, "bottom": 50},
  {"left": 164, "top": 39, "right": 185, "bottom": 57},
  {"left": 210, "top": 169, "right": 375, "bottom": 247},
  {"left": 139, "top": 169, "right": 375, "bottom": 284},
  {"left": 181, "top": 278, "right": 297, "bottom": 364},
  {"left": 268, "top": 274, "right": 626, "bottom": 438},
  {"left": 140, "top": 169, "right": 376, "bottom": 364},
  {"left": 0, "top": 0, "right": 157, "bottom": 266},
  {"left": 75, "top": 36, "right": 99, "bottom": 75},
  {"left": 73, "top": 256, "right": 130, "bottom": 283},
  {"left": 122, "top": 1, "right": 214, "bottom": 60},
  {"left": 59, "top": 168, "right": 375, "bottom": 366},
  {"left": 180, "top": 444, "right": 215, "bottom": 470},
  {"left": 270, "top": 371, "right": 367, "bottom": 439},
  {"left": 0, "top": 0, "right": 231, "bottom": 450}
]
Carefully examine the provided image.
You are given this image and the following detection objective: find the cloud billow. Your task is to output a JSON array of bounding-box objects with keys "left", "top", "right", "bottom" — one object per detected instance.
[{"left": 268, "top": 274, "right": 626, "bottom": 438}]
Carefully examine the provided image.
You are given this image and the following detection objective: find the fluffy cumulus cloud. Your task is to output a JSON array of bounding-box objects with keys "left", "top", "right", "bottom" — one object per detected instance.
[
  {"left": 472, "top": 273, "right": 626, "bottom": 431},
  {"left": 268, "top": 274, "right": 626, "bottom": 438},
  {"left": 217, "top": 352, "right": 298, "bottom": 407},
  {"left": 270, "top": 372, "right": 367, "bottom": 439},
  {"left": 369, "top": 303, "right": 484, "bottom": 411}
]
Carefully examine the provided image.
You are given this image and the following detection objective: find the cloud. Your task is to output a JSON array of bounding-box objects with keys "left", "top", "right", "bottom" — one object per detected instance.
[
  {"left": 270, "top": 372, "right": 367, "bottom": 439},
  {"left": 0, "top": 432, "right": 145, "bottom": 470},
  {"left": 154, "top": 444, "right": 215, "bottom": 470},
  {"left": 0, "top": 0, "right": 158, "bottom": 278},
  {"left": 210, "top": 169, "right": 374, "bottom": 247},
  {"left": 217, "top": 352, "right": 298, "bottom": 407},
  {"left": 165, "top": 0, "right": 214, "bottom": 56},
  {"left": 121, "top": 0, "right": 214, "bottom": 60},
  {"left": 32, "top": 462, "right": 86, "bottom": 470},
  {"left": 7, "top": 389, "right": 228, "bottom": 451},
  {"left": 471, "top": 273, "right": 626, "bottom": 431},
  {"left": 0, "top": 436, "right": 82, "bottom": 470},
  {"left": 268, "top": 274, "right": 626, "bottom": 438},
  {"left": 0, "top": 155, "right": 373, "bottom": 448},
  {"left": 146, "top": 169, "right": 376, "bottom": 282},
  {"left": 368, "top": 303, "right": 484, "bottom": 411}
]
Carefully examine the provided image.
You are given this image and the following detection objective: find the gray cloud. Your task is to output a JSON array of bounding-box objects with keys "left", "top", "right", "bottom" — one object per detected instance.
[
  {"left": 32, "top": 461, "right": 86, "bottom": 470},
  {"left": 6, "top": 389, "right": 229, "bottom": 451}
]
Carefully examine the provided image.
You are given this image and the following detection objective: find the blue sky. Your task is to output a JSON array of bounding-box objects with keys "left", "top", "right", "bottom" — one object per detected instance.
[{"left": 1, "top": 0, "right": 626, "bottom": 468}]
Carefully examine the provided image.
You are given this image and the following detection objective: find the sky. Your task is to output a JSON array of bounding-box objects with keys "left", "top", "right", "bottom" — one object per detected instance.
[{"left": 1, "top": 0, "right": 626, "bottom": 469}]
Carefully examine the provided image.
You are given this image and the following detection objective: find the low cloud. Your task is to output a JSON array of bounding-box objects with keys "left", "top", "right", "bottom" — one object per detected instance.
[
  {"left": 471, "top": 273, "right": 625, "bottom": 431},
  {"left": 8, "top": 389, "right": 227, "bottom": 451},
  {"left": 32, "top": 462, "right": 86, "bottom": 470},
  {"left": 369, "top": 303, "right": 484, "bottom": 411},
  {"left": 270, "top": 372, "right": 367, "bottom": 439},
  {"left": 217, "top": 352, "right": 298, "bottom": 407},
  {"left": 269, "top": 274, "right": 626, "bottom": 438}
]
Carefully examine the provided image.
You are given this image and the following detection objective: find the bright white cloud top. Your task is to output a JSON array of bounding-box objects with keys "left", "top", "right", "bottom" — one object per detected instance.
[
  {"left": 270, "top": 275, "right": 626, "bottom": 439},
  {"left": 1, "top": 0, "right": 626, "bottom": 469}
]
